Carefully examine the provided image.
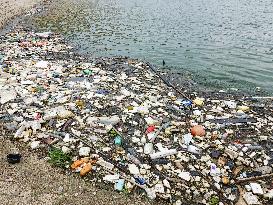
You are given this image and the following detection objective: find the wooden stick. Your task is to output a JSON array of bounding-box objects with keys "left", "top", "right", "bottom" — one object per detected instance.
[{"left": 235, "top": 173, "right": 273, "bottom": 184}]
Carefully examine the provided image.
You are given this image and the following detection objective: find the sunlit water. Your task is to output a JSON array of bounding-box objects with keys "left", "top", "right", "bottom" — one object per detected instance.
[{"left": 23, "top": 0, "right": 273, "bottom": 93}]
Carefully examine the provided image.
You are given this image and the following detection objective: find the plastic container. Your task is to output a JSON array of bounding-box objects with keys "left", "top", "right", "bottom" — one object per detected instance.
[{"left": 7, "top": 154, "right": 21, "bottom": 164}]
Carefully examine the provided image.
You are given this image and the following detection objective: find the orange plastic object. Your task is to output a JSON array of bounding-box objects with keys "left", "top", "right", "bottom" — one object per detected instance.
[
  {"left": 190, "top": 125, "right": 206, "bottom": 137},
  {"left": 71, "top": 158, "right": 89, "bottom": 169},
  {"left": 80, "top": 163, "right": 92, "bottom": 176}
]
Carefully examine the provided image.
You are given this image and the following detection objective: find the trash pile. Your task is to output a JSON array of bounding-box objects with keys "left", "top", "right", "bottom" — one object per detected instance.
[{"left": 0, "top": 30, "right": 272, "bottom": 205}]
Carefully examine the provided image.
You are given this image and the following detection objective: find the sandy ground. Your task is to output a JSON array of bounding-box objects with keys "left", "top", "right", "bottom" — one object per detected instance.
[
  {"left": 0, "top": 138, "right": 153, "bottom": 205},
  {"left": 0, "top": 0, "right": 42, "bottom": 29}
]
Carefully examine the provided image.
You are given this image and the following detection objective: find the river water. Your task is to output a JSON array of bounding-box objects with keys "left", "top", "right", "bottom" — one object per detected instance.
[{"left": 24, "top": 0, "right": 273, "bottom": 93}]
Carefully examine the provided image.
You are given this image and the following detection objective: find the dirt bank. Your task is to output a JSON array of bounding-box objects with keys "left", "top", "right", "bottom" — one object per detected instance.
[{"left": 0, "top": 138, "right": 152, "bottom": 205}]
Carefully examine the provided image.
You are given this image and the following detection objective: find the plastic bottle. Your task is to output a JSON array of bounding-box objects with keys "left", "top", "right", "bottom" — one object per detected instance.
[{"left": 150, "top": 149, "right": 177, "bottom": 159}]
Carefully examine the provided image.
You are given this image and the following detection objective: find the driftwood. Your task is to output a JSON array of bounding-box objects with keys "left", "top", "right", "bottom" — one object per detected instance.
[{"left": 235, "top": 173, "right": 273, "bottom": 184}]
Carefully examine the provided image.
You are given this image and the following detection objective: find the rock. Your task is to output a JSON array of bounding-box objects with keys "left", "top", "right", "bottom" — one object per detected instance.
[{"left": 79, "top": 147, "right": 91, "bottom": 156}]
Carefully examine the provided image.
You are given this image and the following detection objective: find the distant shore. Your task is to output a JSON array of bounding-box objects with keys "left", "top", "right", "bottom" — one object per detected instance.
[{"left": 0, "top": 0, "right": 42, "bottom": 29}]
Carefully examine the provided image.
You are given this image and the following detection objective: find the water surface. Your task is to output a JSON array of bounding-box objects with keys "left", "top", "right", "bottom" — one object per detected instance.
[{"left": 25, "top": 0, "right": 273, "bottom": 93}]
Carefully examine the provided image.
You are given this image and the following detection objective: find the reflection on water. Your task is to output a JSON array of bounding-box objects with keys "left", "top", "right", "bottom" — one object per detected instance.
[{"left": 25, "top": 0, "right": 273, "bottom": 93}]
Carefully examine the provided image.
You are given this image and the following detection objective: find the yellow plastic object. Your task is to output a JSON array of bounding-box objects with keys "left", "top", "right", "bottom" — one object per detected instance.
[
  {"left": 222, "top": 176, "right": 229, "bottom": 185},
  {"left": 237, "top": 105, "right": 250, "bottom": 112},
  {"left": 193, "top": 98, "right": 204, "bottom": 106}
]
